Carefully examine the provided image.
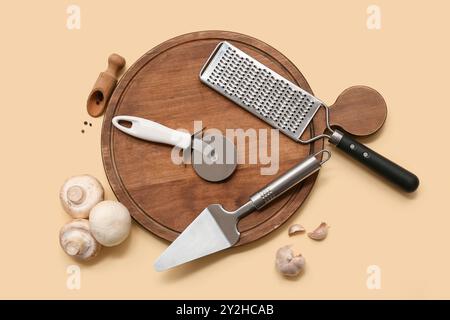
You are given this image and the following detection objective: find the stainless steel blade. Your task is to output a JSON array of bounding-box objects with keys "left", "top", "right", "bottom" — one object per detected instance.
[
  {"left": 154, "top": 204, "right": 240, "bottom": 271},
  {"left": 182, "top": 136, "right": 212, "bottom": 164},
  {"left": 154, "top": 152, "right": 328, "bottom": 271},
  {"left": 192, "top": 134, "right": 237, "bottom": 182}
]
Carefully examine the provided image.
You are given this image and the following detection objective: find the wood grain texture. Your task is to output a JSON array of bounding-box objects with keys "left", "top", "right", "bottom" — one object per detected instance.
[
  {"left": 87, "top": 54, "right": 126, "bottom": 117},
  {"left": 101, "top": 31, "right": 324, "bottom": 245},
  {"left": 101, "top": 31, "right": 388, "bottom": 246},
  {"left": 329, "top": 86, "right": 387, "bottom": 136}
]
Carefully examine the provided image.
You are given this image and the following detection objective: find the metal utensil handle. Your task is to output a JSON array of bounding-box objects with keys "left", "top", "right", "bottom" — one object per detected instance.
[
  {"left": 330, "top": 130, "right": 419, "bottom": 192},
  {"left": 250, "top": 150, "right": 330, "bottom": 210}
]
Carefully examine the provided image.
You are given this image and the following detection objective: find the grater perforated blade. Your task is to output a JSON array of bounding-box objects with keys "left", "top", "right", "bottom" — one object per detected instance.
[{"left": 199, "top": 41, "right": 324, "bottom": 142}]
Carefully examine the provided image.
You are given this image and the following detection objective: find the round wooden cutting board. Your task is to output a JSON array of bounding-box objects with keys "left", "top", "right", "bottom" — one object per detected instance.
[{"left": 101, "top": 31, "right": 324, "bottom": 246}]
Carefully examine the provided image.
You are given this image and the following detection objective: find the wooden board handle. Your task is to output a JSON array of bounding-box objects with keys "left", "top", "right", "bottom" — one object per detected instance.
[
  {"left": 328, "top": 86, "right": 387, "bottom": 136},
  {"left": 87, "top": 54, "right": 126, "bottom": 117}
]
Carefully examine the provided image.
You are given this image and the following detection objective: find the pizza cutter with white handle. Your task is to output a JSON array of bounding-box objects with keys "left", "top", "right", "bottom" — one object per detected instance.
[{"left": 112, "top": 116, "right": 237, "bottom": 182}]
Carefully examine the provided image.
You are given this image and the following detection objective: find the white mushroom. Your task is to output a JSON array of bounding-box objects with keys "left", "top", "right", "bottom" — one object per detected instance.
[
  {"left": 60, "top": 175, "right": 104, "bottom": 218},
  {"left": 59, "top": 219, "right": 101, "bottom": 260},
  {"left": 275, "top": 245, "right": 305, "bottom": 277},
  {"left": 89, "top": 200, "right": 131, "bottom": 247},
  {"left": 288, "top": 224, "right": 305, "bottom": 236},
  {"left": 307, "top": 222, "right": 329, "bottom": 241}
]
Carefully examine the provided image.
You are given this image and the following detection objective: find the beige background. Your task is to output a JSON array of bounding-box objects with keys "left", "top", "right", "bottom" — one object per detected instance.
[{"left": 0, "top": 0, "right": 448, "bottom": 299}]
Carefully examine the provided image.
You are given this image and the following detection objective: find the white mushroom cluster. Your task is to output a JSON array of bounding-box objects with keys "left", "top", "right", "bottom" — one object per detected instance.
[{"left": 58, "top": 174, "right": 131, "bottom": 261}]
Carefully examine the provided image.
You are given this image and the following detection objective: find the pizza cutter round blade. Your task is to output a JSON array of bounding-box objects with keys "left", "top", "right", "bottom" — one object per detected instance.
[
  {"left": 111, "top": 116, "right": 237, "bottom": 183},
  {"left": 192, "top": 134, "right": 237, "bottom": 182}
]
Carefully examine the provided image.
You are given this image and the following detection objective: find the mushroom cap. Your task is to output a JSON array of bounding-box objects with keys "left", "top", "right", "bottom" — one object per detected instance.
[
  {"left": 89, "top": 200, "right": 131, "bottom": 247},
  {"left": 60, "top": 175, "right": 104, "bottom": 218},
  {"left": 59, "top": 219, "right": 101, "bottom": 260}
]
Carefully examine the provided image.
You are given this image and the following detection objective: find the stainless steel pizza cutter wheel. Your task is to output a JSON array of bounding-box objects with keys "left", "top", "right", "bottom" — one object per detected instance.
[
  {"left": 191, "top": 133, "right": 237, "bottom": 182},
  {"left": 112, "top": 116, "right": 237, "bottom": 182}
]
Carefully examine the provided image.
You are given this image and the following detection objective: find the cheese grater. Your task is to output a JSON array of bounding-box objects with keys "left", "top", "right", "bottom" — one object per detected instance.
[
  {"left": 200, "top": 41, "right": 323, "bottom": 143},
  {"left": 200, "top": 41, "right": 419, "bottom": 192}
]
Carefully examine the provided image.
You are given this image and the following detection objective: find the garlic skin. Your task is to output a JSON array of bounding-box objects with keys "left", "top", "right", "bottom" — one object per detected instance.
[
  {"left": 89, "top": 200, "right": 131, "bottom": 247},
  {"left": 60, "top": 175, "right": 104, "bottom": 218},
  {"left": 59, "top": 219, "right": 101, "bottom": 260},
  {"left": 275, "top": 245, "right": 305, "bottom": 277},
  {"left": 288, "top": 224, "right": 305, "bottom": 236},
  {"left": 307, "top": 222, "right": 329, "bottom": 241}
]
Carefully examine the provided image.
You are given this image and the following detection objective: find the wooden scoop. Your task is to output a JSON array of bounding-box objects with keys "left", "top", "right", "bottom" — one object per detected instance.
[{"left": 87, "top": 54, "right": 126, "bottom": 117}]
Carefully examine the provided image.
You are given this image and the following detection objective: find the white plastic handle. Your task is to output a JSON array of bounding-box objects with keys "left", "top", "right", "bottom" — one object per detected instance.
[{"left": 112, "top": 116, "right": 191, "bottom": 149}]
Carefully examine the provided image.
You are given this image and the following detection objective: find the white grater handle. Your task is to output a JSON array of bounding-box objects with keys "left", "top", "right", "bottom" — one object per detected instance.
[{"left": 112, "top": 116, "right": 191, "bottom": 149}]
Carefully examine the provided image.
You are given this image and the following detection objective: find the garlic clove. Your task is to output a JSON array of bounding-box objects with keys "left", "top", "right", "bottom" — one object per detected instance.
[
  {"left": 89, "top": 200, "right": 131, "bottom": 247},
  {"left": 275, "top": 245, "right": 305, "bottom": 277},
  {"left": 60, "top": 175, "right": 104, "bottom": 219},
  {"left": 288, "top": 224, "right": 305, "bottom": 236},
  {"left": 307, "top": 222, "right": 329, "bottom": 241},
  {"left": 59, "top": 219, "right": 101, "bottom": 260}
]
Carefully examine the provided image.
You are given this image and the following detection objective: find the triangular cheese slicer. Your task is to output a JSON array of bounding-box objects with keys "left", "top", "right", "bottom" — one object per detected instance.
[
  {"left": 200, "top": 41, "right": 419, "bottom": 192},
  {"left": 154, "top": 149, "right": 331, "bottom": 272}
]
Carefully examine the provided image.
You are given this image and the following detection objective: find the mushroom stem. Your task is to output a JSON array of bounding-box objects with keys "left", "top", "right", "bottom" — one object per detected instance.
[
  {"left": 59, "top": 219, "right": 101, "bottom": 260},
  {"left": 65, "top": 241, "right": 81, "bottom": 256},
  {"left": 67, "top": 185, "right": 85, "bottom": 204},
  {"left": 60, "top": 175, "right": 104, "bottom": 219}
]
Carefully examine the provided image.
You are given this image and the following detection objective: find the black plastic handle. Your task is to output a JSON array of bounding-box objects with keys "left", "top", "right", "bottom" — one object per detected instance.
[{"left": 332, "top": 130, "right": 419, "bottom": 192}]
